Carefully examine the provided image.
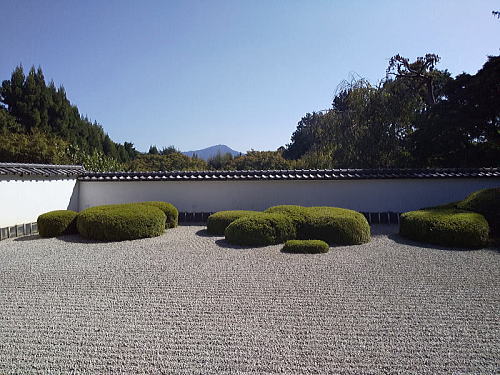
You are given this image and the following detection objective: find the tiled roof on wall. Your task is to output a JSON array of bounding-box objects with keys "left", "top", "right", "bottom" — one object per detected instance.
[
  {"left": 78, "top": 168, "right": 500, "bottom": 182},
  {"left": 0, "top": 163, "right": 84, "bottom": 177}
]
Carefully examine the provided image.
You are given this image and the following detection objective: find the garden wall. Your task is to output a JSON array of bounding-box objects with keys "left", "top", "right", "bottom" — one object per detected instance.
[
  {"left": 0, "top": 176, "right": 78, "bottom": 227},
  {"left": 78, "top": 178, "right": 500, "bottom": 214}
]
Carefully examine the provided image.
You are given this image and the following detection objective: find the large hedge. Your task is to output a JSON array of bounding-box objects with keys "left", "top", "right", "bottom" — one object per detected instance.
[
  {"left": 225, "top": 213, "right": 296, "bottom": 246},
  {"left": 302, "top": 207, "right": 371, "bottom": 245},
  {"left": 138, "top": 201, "right": 178, "bottom": 228},
  {"left": 264, "top": 205, "right": 370, "bottom": 245},
  {"left": 77, "top": 203, "right": 166, "bottom": 241},
  {"left": 264, "top": 205, "right": 310, "bottom": 233},
  {"left": 37, "top": 210, "right": 78, "bottom": 237},
  {"left": 207, "top": 210, "right": 261, "bottom": 235},
  {"left": 282, "top": 239, "right": 329, "bottom": 254},
  {"left": 457, "top": 188, "right": 500, "bottom": 235},
  {"left": 399, "top": 208, "right": 489, "bottom": 248}
]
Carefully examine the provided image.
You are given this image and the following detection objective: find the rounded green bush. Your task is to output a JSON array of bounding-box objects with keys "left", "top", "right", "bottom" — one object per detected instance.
[
  {"left": 264, "top": 205, "right": 310, "bottom": 232},
  {"left": 224, "top": 213, "right": 296, "bottom": 246},
  {"left": 399, "top": 208, "right": 489, "bottom": 248},
  {"left": 138, "top": 201, "right": 179, "bottom": 228},
  {"left": 282, "top": 240, "right": 329, "bottom": 254},
  {"left": 37, "top": 210, "right": 78, "bottom": 238},
  {"left": 207, "top": 210, "right": 261, "bottom": 235},
  {"left": 301, "top": 207, "right": 371, "bottom": 245},
  {"left": 77, "top": 203, "right": 166, "bottom": 241},
  {"left": 457, "top": 188, "right": 500, "bottom": 235}
]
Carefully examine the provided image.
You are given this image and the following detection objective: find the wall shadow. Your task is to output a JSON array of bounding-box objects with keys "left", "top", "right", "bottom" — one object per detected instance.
[
  {"left": 66, "top": 181, "right": 79, "bottom": 211},
  {"left": 14, "top": 234, "right": 41, "bottom": 242}
]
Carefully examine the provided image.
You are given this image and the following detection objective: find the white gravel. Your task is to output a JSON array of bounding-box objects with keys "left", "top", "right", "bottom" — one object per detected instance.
[{"left": 0, "top": 225, "right": 498, "bottom": 374}]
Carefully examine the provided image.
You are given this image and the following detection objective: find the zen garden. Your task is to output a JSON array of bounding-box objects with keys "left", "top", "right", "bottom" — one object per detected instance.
[{"left": 0, "top": 2, "right": 498, "bottom": 374}]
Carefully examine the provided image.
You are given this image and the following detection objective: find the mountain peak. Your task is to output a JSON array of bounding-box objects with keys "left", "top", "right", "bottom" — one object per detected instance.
[{"left": 182, "top": 145, "right": 242, "bottom": 161}]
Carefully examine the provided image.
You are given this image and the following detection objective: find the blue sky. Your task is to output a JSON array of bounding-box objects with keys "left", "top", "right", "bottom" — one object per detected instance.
[{"left": 1, "top": 1, "right": 498, "bottom": 153}]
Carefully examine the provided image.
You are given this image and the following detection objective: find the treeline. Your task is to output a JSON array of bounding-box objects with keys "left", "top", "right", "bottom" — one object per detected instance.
[
  {"left": 0, "top": 66, "right": 138, "bottom": 170},
  {"left": 282, "top": 54, "right": 499, "bottom": 168},
  {"left": 1, "top": 55, "right": 498, "bottom": 172}
]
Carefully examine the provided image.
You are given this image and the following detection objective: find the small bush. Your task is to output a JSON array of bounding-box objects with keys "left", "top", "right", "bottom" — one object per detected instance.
[
  {"left": 282, "top": 240, "right": 329, "bottom": 254},
  {"left": 138, "top": 201, "right": 178, "bottom": 228},
  {"left": 37, "top": 210, "right": 78, "bottom": 237},
  {"left": 207, "top": 210, "right": 261, "bottom": 235},
  {"left": 302, "top": 207, "right": 371, "bottom": 245},
  {"left": 399, "top": 208, "right": 489, "bottom": 248},
  {"left": 225, "top": 213, "right": 296, "bottom": 246},
  {"left": 77, "top": 203, "right": 166, "bottom": 241},
  {"left": 457, "top": 188, "right": 500, "bottom": 235}
]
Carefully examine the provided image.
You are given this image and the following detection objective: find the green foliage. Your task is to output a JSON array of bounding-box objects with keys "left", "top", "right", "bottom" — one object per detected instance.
[
  {"left": 138, "top": 201, "right": 179, "bottom": 228},
  {"left": 302, "top": 207, "right": 371, "bottom": 245},
  {"left": 77, "top": 203, "right": 166, "bottom": 241},
  {"left": 411, "top": 56, "right": 500, "bottom": 167},
  {"left": 457, "top": 188, "right": 500, "bottom": 235},
  {"left": 0, "top": 107, "right": 22, "bottom": 133},
  {"left": 265, "top": 205, "right": 370, "bottom": 245},
  {"left": 66, "top": 144, "right": 123, "bottom": 172},
  {"left": 0, "top": 129, "right": 70, "bottom": 164},
  {"left": 282, "top": 240, "right": 329, "bottom": 254},
  {"left": 208, "top": 151, "right": 234, "bottom": 170},
  {"left": 284, "top": 54, "right": 499, "bottom": 169},
  {"left": 37, "top": 210, "right": 78, "bottom": 237},
  {"left": 0, "top": 65, "right": 137, "bottom": 164},
  {"left": 207, "top": 210, "right": 261, "bottom": 235},
  {"left": 400, "top": 209, "right": 489, "bottom": 248},
  {"left": 227, "top": 151, "right": 294, "bottom": 170},
  {"left": 148, "top": 145, "right": 159, "bottom": 155},
  {"left": 221, "top": 205, "right": 370, "bottom": 246},
  {"left": 225, "top": 213, "right": 296, "bottom": 246},
  {"left": 126, "top": 153, "right": 208, "bottom": 171},
  {"left": 264, "top": 205, "right": 310, "bottom": 232}
]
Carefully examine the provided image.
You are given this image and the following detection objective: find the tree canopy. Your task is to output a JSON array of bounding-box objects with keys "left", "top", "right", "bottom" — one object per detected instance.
[{"left": 1, "top": 55, "right": 498, "bottom": 172}]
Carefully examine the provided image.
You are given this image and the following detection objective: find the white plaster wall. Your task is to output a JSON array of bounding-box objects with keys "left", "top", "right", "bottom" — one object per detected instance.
[
  {"left": 78, "top": 178, "right": 500, "bottom": 213},
  {"left": 0, "top": 176, "right": 78, "bottom": 227}
]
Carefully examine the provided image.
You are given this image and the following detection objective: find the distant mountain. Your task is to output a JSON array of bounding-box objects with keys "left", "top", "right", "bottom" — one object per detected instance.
[{"left": 182, "top": 144, "right": 242, "bottom": 161}]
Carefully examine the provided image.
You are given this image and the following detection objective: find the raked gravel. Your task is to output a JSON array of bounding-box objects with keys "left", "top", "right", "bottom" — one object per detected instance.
[{"left": 0, "top": 225, "right": 498, "bottom": 375}]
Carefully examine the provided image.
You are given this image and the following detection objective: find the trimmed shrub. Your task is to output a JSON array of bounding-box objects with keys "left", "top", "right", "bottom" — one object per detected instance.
[
  {"left": 225, "top": 213, "right": 296, "bottom": 246},
  {"left": 37, "top": 210, "right": 78, "bottom": 237},
  {"left": 421, "top": 201, "right": 459, "bottom": 210},
  {"left": 302, "top": 207, "right": 371, "bottom": 245},
  {"left": 207, "top": 210, "right": 261, "bottom": 235},
  {"left": 264, "top": 205, "right": 310, "bottom": 233},
  {"left": 77, "top": 203, "right": 166, "bottom": 241},
  {"left": 138, "top": 201, "right": 178, "bottom": 228},
  {"left": 282, "top": 240, "right": 329, "bottom": 254},
  {"left": 399, "top": 208, "right": 489, "bottom": 248},
  {"left": 457, "top": 188, "right": 500, "bottom": 235}
]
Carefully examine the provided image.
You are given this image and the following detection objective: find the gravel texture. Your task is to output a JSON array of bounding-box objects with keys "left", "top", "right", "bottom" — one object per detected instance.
[{"left": 0, "top": 225, "right": 498, "bottom": 374}]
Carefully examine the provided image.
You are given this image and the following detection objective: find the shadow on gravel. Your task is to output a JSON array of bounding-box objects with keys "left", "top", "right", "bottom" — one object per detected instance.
[
  {"left": 56, "top": 234, "right": 103, "bottom": 244},
  {"left": 214, "top": 239, "right": 257, "bottom": 250},
  {"left": 388, "top": 233, "right": 485, "bottom": 252},
  {"left": 14, "top": 234, "right": 40, "bottom": 242},
  {"left": 180, "top": 222, "right": 206, "bottom": 227},
  {"left": 195, "top": 229, "right": 220, "bottom": 238}
]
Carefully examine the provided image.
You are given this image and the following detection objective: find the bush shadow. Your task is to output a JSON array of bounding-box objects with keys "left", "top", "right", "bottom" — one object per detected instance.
[
  {"left": 195, "top": 229, "right": 221, "bottom": 238},
  {"left": 214, "top": 239, "right": 258, "bottom": 250},
  {"left": 387, "top": 232, "right": 497, "bottom": 252},
  {"left": 56, "top": 234, "right": 104, "bottom": 244}
]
